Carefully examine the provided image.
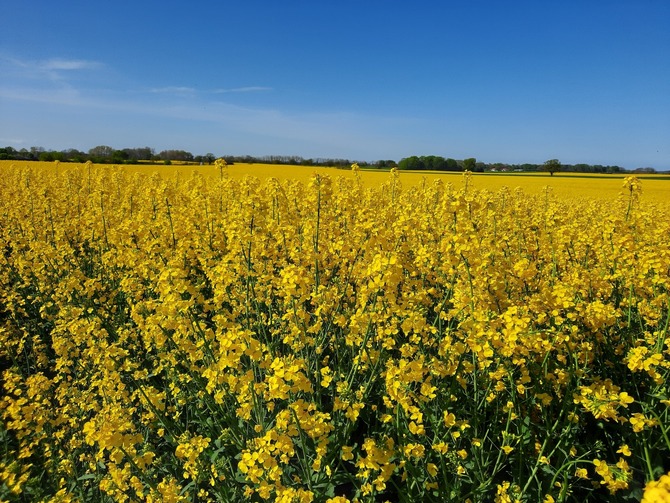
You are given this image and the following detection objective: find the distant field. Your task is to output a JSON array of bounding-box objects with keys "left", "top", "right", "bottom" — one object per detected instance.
[{"left": 2, "top": 160, "right": 668, "bottom": 202}]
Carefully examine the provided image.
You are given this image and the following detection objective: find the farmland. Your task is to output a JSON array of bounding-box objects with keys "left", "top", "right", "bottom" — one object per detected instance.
[
  {"left": 2, "top": 160, "right": 669, "bottom": 201},
  {"left": 1, "top": 160, "right": 669, "bottom": 502}
]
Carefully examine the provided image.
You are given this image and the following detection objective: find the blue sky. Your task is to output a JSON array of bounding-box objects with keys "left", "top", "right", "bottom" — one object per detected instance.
[{"left": 1, "top": 1, "right": 669, "bottom": 169}]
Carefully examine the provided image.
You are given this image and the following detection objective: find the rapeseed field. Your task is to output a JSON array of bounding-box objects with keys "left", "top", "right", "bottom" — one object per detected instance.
[{"left": 1, "top": 160, "right": 669, "bottom": 502}]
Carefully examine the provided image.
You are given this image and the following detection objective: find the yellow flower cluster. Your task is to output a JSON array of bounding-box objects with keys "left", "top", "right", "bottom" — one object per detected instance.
[
  {"left": 0, "top": 162, "right": 669, "bottom": 502},
  {"left": 593, "top": 458, "right": 632, "bottom": 494},
  {"left": 642, "top": 471, "right": 670, "bottom": 502}
]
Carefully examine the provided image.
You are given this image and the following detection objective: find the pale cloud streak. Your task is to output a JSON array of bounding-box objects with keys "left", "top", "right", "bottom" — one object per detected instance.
[
  {"left": 0, "top": 53, "right": 408, "bottom": 159},
  {"left": 39, "top": 58, "right": 101, "bottom": 71},
  {"left": 148, "top": 86, "right": 272, "bottom": 96},
  {"left": 1, "top": 54, "right": 101, "bottom": 76},
  {"left": 213, "top": 86, "right": 273, "bottom": 94},
  {"left": 149, "top": 86, "right": 197, "bottom": 96}
]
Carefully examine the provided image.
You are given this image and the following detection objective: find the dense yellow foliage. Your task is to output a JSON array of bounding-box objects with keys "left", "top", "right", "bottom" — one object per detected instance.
[{"left": 1, "top": 161, "right": 669, "bottom": 502}]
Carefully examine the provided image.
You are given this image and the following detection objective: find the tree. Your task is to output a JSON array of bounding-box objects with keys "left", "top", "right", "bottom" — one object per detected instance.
[
  {"left": 431, "top": 156, "right": 448, "bottom": 171},
  {"left": 158, "top": 150, "right": 194, "bottom": 162},
  {"left": 543, "top": 159, "right": 561, "bottom": 176},
  {"left": 0, "top": 146, "right": 17, "bottom": 160},
  {"left": 122, "top": 147, "right": 154, "bottom": 161},
  {"left": 30, "top": 146, "right": 45, "bottom": 160},
  {"left": 398, "top": 156, "right": 422, "bottom": 170},
  {"left": 463, "top": 158, "right": 476, "bottom": 172},
  {"left": 88, "top": 145, "right": 114, "bottom": 159},
  {"left": 445, "top": 158, "right": 459, "bottom": 171},
  {"left": 111, "top": 150, "right": 130, "bottom": 163},
  {"left": 62, "top": 149, "right": 87, "bottom": 162}
]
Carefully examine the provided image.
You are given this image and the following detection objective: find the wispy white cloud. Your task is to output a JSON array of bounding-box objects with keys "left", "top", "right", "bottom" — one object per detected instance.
[
  {"left": 0, "top": 53, "right": 409, "bottom": 159},
  {"left": 149, "top": 86, "right": 196, "bottom": 95},
  {"left": 0, "top": 54, "right": 102, "bottom": 86},
  {"left": 1, "top": 77, "right": 407, "bottom": 157},
  {"left": 0, "top": 85, "right": 87, "bottom": 106},
  {"left": 39, "top": 58, "right": 101, "bottom": 71},
  {"left": 147, "top": 86, "right": 272, "bottom": 96},
  {"left": 1, "top": 54, "right": 101, "bottom": 72},
  {"left": 213, "top": 86, "right": 273, "bottom": 94}
]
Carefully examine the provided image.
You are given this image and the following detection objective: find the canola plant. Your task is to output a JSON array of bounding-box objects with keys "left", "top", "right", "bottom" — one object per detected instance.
[{"left": 1, "top": 161, "right": 669, "bottom": 502}]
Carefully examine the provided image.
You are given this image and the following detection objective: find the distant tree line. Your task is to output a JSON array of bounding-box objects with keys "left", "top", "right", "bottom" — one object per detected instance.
[
  {"left": 0, "top": 146, "right": 393, "bottom": 169},
  {"left": 221, "top": 155, "right": 399, "bottom": 169},
  {"left": 0, "top": 145, "right": 218, "bottom": 165},
  {"left": 397, "top": 155, "right": 478, "bottom": 171},
  {"left": 0, "top": 145, "right": 658, "bottom": 173},
  {"left": 396, "top": 156, "right": 634, "bottom": 174},
  {"left": 222, "top": 155, "right": 352, "bottom": 167}
]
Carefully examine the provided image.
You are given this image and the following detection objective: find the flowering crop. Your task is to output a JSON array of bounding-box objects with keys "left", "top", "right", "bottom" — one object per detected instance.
[{"left": 1, "top": 162, "right": 669, "bottom": 502}]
